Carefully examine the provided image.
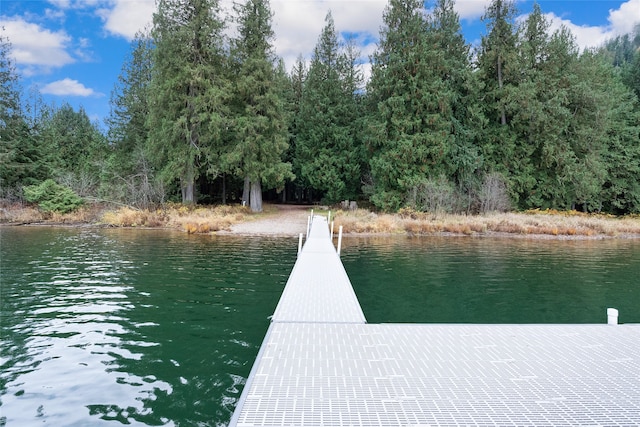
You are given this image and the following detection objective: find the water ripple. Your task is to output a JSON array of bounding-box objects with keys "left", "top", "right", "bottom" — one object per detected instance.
[{"left": 1, "top": 228, "right": 294, "bottom": 426}]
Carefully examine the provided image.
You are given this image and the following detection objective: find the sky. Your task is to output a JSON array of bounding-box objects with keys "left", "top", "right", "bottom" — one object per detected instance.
[{"left": 2, "top": 0, "right": 639, "bottom": 129}]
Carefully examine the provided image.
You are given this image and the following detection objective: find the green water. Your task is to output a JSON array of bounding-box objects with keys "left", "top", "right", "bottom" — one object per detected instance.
[
  {"left": 1, "top": 228, "right": 639, "bottom": 426},
  {"left": 342, "top": 236, "right": 640, "bottom": 324}
]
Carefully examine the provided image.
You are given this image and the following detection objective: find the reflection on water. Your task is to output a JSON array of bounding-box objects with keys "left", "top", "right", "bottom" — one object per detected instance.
[
  {"left": 1, "top": 228, "right": 294, "bottom": 426},
  {"left": 1, "top": 228, "right": 639, "bottom": 425}
]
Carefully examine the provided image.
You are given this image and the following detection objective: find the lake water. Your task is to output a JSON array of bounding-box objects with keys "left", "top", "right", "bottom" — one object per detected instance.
[{"left": 1, "top": 227, "right": 639, "bottom": 426}]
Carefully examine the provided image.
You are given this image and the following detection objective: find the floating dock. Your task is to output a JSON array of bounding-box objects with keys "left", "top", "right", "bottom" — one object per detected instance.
[{"left": 230, "top": 215, "right": 640, "bottom": 426}]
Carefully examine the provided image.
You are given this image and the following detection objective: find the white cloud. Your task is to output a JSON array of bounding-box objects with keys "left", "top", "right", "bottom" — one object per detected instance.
[
  {"left": 99, "top": 0, "right": 155, "bottom": 40},
  {"left": 46, "top": 0, "right": 72, "bottom": 8},
  {"left": 44, "top": 8, "right": 66, "bottom": 21},
  {"left": 543, "top": 0, "right": 640, "bottom": 50},
  {"left": 40, "top": 78, "right": 99, "bottom": 96},
  {"left": 544, "top": 12, "right": 611, "bottom": 50},
  {"left": 608, "top": 0, "right": 640, "bottom": 36},
  {"left": 271, "top": 0, "right": 386, "bottom": 71},
  {"left": 47, "top": 0, "right": 101, "bottom": 9},
  {"left": 454, "top": 0, "right": 491, "bottom": 21},
  {"left": 0, "top": 17, "right": 74, "bottom": 68}
]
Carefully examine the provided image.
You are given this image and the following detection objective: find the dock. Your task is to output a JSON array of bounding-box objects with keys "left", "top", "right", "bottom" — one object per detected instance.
[{"left": 230, "top": 215, "right": 640, "bottom": 426}]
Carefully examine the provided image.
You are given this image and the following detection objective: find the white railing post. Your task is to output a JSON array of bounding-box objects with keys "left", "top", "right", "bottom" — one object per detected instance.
[
  {"left": 306, "top": 215, "right": 310, "bottom": 238},
  {"left": 337, "top": 226, "right": 343, "bottom": 256},
  {"left": 607, "top": 308, "right": 619, "bottom": 325},
  {"left": 298, "top": 233, "right": 303, "bottom": 255}
]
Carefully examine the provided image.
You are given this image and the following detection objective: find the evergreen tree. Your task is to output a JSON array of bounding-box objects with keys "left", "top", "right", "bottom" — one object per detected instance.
[
  {"left": 507, "top": 5, "right": 567, "bottom": 208},
  {"left": 295, "top": 12, "right": 363, "bottom": 204},
  {"left": 602, "top": 24, "right": 640, "bottom": 101},
  {"left": 226, "top": 0, "right": 292, "bottom": 212},
  {"left": 476, "top": 0, "right": 520, "bottom": 191},
  {"left": 286, "top": 55, "right": 307, "bottom": 201},
  {"left": 0, "top": 32, "right": 39, "bottom": 195},
  {"left": 147, "top": 0, "right": 228, "bottom": 204},
  {"left": 105, "top": 32, "right": 160, "bottom": 207},
  {"left": 366, "top": 0, "right": 454, "bottom": 211},
  {"left": 430, "top": 0, "right": 481, "bottom": 207},
  {"left": 578, "top": 51, "right": 640, "bottom": 213},
  {"left": 39, "top": 104, "right": 107, "bottom": 196}
]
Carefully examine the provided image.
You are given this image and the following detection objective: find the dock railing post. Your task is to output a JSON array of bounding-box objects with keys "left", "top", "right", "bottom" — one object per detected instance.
[
  {"left": 607, "top": 307, "right": 619, "bottom": 325},
  {"left": 337, "top": 225, "right": 343, "bottom": 256},
  {"left": 306, "top": 215, "right": 310, "bottom": 239},
  {"left": 298, "top": 233, "right": 303, "bottom": 255},
  {"left": 328, "top": 211, "right": 331, "bottom": 226}
]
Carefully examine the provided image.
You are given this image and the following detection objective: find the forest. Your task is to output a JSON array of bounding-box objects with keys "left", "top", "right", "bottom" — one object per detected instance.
[{"left": 1, "top": 0, "right": 639, "bottom": 214}]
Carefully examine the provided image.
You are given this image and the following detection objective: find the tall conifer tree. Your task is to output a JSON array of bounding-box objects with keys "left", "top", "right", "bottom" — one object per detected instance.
[
  {"left": 367, "top": 0, "right": 452, "bottom": 211},
  {"left": 476, "top": 0, "right": 519, "bottom": 191},
  {"left": 227, "top": 0, "right": 292, "bottom": 212},
  {"left": 295, "top": 12, "right": 363, "bottom": 203},
  {"left": 147, "top": 0, "right": 228, "bottom": 204},
  {"left": 430, "top": 0, "right": 481, "bottom": 202},
  {"left": 105, "top": 32, "right": 159, "bottom": 207},
  {"left": 0, "top": 33, "right": 53, "bottom": 194}
]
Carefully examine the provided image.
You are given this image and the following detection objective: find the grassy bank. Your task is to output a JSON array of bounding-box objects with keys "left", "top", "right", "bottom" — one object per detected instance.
[
  {"left": 100, "top": 204, "right": 251, "bottom": 233},
  {"left": 0, "top": 202, "right": 252, "bottom": 233},
  {"left": 333, "top": 208, "right": 640, "bottom": 238},
  {"left": 3, "top": 201, "right": 640, "bottom": 238}
]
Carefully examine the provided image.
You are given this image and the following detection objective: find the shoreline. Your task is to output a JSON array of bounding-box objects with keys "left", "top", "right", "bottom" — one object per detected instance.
[{"left": 2, "top": 203, "right": 640, "bottom": 240}]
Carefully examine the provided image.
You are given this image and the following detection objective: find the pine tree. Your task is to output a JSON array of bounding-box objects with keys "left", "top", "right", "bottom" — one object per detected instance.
[
  {"left": 295, "top": 12, "right": 363, "bottom": 204},
  {"left": 226, "top": 0, "right": 292, "bottom": 212},
  {"left": 147, "top": 0, "right": 229, "bottom": 204}
]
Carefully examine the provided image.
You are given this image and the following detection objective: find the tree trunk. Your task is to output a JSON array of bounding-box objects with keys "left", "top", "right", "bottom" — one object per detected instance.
[
  {"left": 498, "top": 54, "right": 507, "bottom": 126},
  {"left": 250, "top": 179, "right": 263, "bottom": 212},
  {"left": 182, "top": 162, "right": 195, "bottom": 204},
  {"left": 242, "top": 176, "right": 250, "bottom": 207},
  {"left": 182, "top": 180, "right": 195, "bottom": 204},
  {"left": 222, "top": 173, "right": 227, "bottom": 205}
]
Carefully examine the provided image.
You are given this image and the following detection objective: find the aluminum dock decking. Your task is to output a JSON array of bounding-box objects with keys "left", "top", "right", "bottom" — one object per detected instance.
[{"left": 230, "top": 215, "right": 640, "bottom": 426}]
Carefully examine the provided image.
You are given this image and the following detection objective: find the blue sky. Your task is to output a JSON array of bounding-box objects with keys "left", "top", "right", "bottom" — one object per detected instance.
[{"left": 2, "top": 0, "right": 639, "bottom": 129}]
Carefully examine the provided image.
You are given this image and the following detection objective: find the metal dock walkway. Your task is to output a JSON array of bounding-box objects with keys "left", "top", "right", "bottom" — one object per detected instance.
[{"left": 230, "top": 215, "right": 640, "bottom": 426}]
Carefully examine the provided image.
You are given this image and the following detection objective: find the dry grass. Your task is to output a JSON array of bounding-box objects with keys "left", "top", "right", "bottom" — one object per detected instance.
[
  {"left": 0, "top": 202, "right": 104, "bottom": 224},
  {"left": 332, "top": 208, "right": 640, "bottom": 238},
  {"left": 100, "top": 203, "right": 250, "bottom": 233},
  {"left": 333, "top": 209, "right": 403, "bottom": 234},
  {"left": 0, "top": 203, "right": 44, "bottom": 223},
  {"left": 4, "top": 200, "right": 640, "bottom": 239}
]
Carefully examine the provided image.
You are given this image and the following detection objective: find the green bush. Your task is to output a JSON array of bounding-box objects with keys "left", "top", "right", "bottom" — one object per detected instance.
[{"left": 23, "top": 179, "right": 84, "bottom": 214}]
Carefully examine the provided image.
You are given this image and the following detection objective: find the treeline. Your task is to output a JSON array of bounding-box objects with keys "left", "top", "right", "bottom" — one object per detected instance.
[{"left": 1, "top": 0, "right": 639, "bottom": 214}]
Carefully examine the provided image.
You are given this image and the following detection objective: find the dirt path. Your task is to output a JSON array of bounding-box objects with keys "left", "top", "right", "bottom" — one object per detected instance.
[{"left": 221, "top": 204, "right": 311, "bottom": 236}]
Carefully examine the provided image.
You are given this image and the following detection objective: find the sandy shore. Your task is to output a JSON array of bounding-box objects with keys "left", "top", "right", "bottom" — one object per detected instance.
[{"left": 219, "top": 204, "right": 310, "bottom": 236}]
